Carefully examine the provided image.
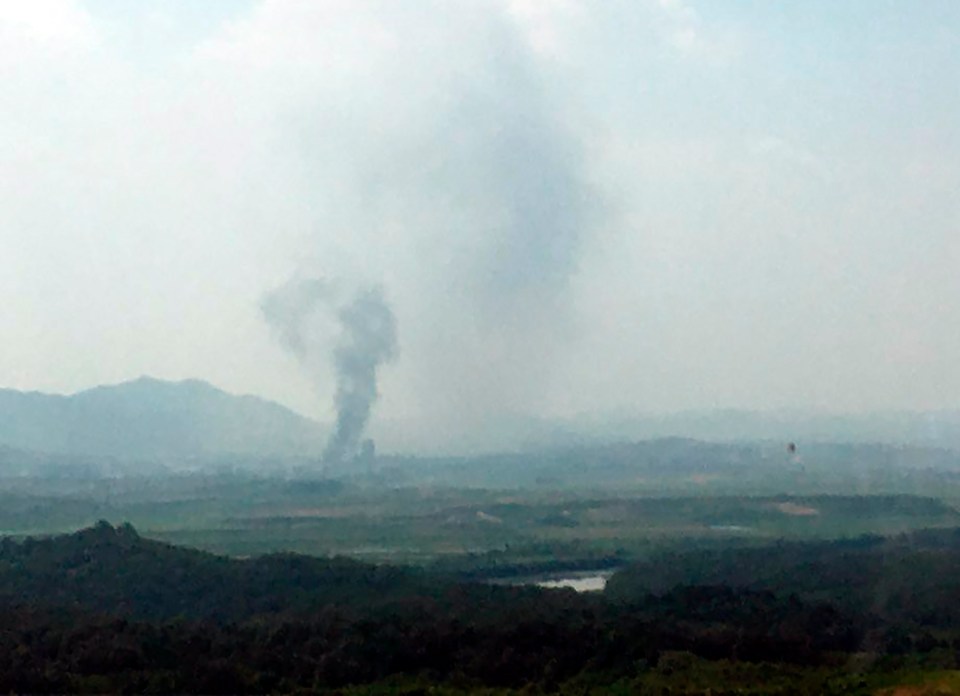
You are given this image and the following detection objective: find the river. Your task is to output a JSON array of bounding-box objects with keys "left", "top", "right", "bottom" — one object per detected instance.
[{"left": 490, "top": 569, "right": 616, "bottom": 593}]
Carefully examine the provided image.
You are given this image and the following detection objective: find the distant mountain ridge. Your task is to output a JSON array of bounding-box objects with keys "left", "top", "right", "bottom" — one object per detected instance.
[
  {"left": 374, "top": 408, "right": 960, "bottom": 456},
  {"left": 0, "top": 377, "right": 326, "bottom": 460},
  {"left": 3, "top": 376, "right": 960, "bottom": 468},
  {"left": 566, "top": 408, "right": 960, "bottom": 450}
]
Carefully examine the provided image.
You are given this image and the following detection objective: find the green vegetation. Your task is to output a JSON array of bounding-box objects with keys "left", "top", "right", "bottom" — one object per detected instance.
[
  {"left": 2, "top": 465, "right": 959, "bottom": 569},
  {"left": 2, "top": 434, "right": 960, "bottom": 691},
  {"left": 1, "top": 523, "right": 960, "bottom": 692}
]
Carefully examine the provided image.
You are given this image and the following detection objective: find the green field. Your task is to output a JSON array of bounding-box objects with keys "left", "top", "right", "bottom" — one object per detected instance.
[{"left": 2, "top": 473, "right": 959, "bottom": 574}]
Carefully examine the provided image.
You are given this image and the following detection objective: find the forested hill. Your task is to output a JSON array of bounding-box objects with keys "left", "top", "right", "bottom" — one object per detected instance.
[
  {"left": 607, "top": 527, "right": 960, "bottom": 627},
  {"left": 0, "top": 521, "right": 438, "bottom": 621},
  {"left": 3, "top": 524, "right": 960, "bottom": 692},
  {"left": 0, "top": 377, "right": 325, "bottom": 460}
]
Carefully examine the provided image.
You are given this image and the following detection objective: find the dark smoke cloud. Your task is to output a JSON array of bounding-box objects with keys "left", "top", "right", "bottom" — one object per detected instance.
[
  {"left": 261, "top": 277, "right": 397, "bottom": 464},
  {"left": 263, "top": 5, "right": 599, "bottom": 449},
  {"left": 323, "top": 286, "right": 398, "bottom": 464}
]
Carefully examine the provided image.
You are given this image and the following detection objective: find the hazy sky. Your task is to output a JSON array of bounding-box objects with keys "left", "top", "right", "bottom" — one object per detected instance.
[{"left": 2, "top": 1, "right": 959, "bottom": 439}]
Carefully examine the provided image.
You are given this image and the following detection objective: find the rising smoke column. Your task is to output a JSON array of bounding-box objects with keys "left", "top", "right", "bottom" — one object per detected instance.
[
  {"left": 322, "top": 286, "right": 398, "bottom": 464},
  {"left": 259, "top": 4, "right": 599, "bottom": 448},
  {"left": 261, "top": 277, "right": 398, "bottom": 465}
]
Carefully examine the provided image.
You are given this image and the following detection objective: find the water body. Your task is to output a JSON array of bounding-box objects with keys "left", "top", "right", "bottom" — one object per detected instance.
[
  {"left": 487, "top": 569, "right": 616, "bottom": 593},
  {"left": 535, "top": 571, "right": 613, "bottom": 592}
]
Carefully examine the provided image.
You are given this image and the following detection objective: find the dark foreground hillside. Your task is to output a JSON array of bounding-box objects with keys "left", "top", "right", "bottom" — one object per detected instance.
[
  {"left": 0, "top": 521, "right": 432, "bottom": 620},
  {"left": 2, "top": 523, "right": 960, "bottom": 693},
  {"left": 607, "top": 528, "right": 960, "bottom": 629}
]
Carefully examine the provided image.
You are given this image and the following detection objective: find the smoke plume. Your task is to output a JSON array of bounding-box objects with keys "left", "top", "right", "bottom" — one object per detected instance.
[
  {"left": 254, "top": 5, "right": 598, "bottom": 450},
  {"left": 322, "top": 286, "right": 398, "bottom": 464},
  {"left": 261, "top": 277, "right": 398, "bottom": 465}
]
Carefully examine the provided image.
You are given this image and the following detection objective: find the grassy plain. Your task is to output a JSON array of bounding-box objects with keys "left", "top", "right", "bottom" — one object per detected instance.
[
  {"left": 3, "top": 476, "right": 959, "bottom": 574},
  {"left": 2, "top": 439, "right": 960, "bottom": 573},
  {"left": 3, "top": 439, "right": 960, "bottom": 693}
]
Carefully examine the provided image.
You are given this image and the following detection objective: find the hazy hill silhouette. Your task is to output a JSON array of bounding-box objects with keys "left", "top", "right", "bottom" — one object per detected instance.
[{"left": 0, "top": 377, "right": 325, "bottom": 461}]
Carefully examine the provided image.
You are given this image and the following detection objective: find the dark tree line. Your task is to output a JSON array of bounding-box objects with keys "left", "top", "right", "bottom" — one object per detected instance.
[{"left": 0, "top": 523, "right": 959, "bottom": 693}]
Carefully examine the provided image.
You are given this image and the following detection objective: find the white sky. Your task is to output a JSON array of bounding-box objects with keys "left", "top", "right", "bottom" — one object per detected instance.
[{"left": 2, "top": 1, "right": 959, "bottom": 440}]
